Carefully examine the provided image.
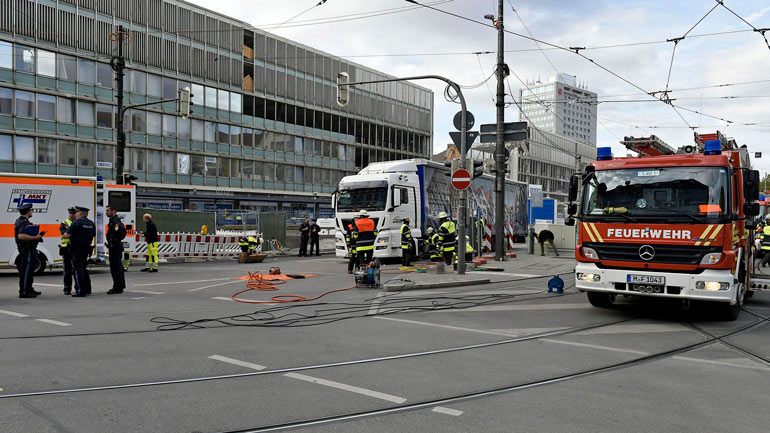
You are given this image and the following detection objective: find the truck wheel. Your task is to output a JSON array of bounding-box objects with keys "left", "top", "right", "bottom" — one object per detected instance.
[
  {"left": 587, "top": 291, "right": 615, "bottom": 308},
  {"left": 721, "top": 285, "right": 743, "bottom": 321},
  {"left": 34, "top": 252, "right": 47, "bottom": 276}
]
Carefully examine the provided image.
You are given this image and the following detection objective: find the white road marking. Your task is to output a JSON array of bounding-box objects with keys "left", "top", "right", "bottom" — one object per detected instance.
[
  {"left": 131, "top": 297, "right": 147, "bottom": 300},
  {"left": 35, "top": 318, "right": 71, "bottom": 327},
  {"left": 375, "top": 316, "right": 516, "bottom": 336},
  {"left": 489, "top": 327, "right": 569, "bottom": 336},
  {"left": 284, "top": 372, "right": 407, "bottom": 404},
  {"left": 469, "top": 271, "right": 543, "bottom": 278},
  {"left": 432, "top": 407, "right": 463, "bottom": 416},
  {"left": 127, "top": 290, "right": 165, "bottom": 295},
  {"left": 208, "top": 355, "right": 266, "bottom": 371},
  {"left": 31, "top": 283, "right": 61, "bottom": 287},
  {"left": 212, "top": 297, "right": 234, "bottom": 302},
  {"left": 540, "top": 338, "right": 649, "bottom": 355},
  {"left": 368, "top": 292, "right": 386, "bottom": 315},
  {"left": 0, "top": 309, "right": 29, "bottom": 318},
  {"left": 135, "top": 278, "right": 232, "bottom": 286},
  {"left": 673, "top": 356, "right": 770, "bottom": 372},
  {"left": 188, "top": 281, "right": 239, "bottom": 292},
  {"left": 575, "top": 323, "right": 688, "bottom": 335},
  {"left": 430, "top": 303, "right": 592, "bottom": 313}
]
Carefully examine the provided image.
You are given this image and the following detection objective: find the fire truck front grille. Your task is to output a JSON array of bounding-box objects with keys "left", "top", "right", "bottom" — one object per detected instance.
[{"left": 585, "top": 243, "right": 722, "bottom": 265}]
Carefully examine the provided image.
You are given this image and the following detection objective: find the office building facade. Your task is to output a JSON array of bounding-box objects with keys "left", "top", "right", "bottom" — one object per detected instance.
[{"left": 0, "top": 0, "right": 433, "bottom": 215}]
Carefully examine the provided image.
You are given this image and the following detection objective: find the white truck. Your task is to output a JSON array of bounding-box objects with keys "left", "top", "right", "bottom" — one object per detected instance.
[
  {"left": 0, "top": 173, "right": 136, "bottom": 274},
  {"left": 333, "top": 159, "right": 528, "bottom": 259}
]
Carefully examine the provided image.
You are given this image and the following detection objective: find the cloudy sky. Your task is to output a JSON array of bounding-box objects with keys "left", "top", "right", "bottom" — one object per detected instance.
[{"left": 189, "top": 0, "right": 770, "bottom": 170}]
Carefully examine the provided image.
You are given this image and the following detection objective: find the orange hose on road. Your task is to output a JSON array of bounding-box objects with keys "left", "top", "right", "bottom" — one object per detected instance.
[{"left": 232, "top": 270, "right": 356, "bottom": 304}]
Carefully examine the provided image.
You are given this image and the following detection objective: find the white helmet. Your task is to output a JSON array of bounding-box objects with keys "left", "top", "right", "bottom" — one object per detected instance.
[
  {"left": 358, "top": 209, "right": 369, "bottom": 217},
  {"left": 439, "top": 211, "right": 448, "bottom": 219},
  {"left": 426, "top": 226, "right": 434, "bottom": 234}
]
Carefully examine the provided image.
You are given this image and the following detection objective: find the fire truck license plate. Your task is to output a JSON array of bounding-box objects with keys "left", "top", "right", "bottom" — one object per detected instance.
[{"left": 627, "top": 275, "right": 665, "bottom": 285}]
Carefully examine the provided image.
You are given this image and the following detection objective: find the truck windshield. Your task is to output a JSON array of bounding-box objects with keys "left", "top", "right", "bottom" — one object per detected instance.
[
  {"left": 337, "top": 187, "right": 388, "bottom": 212},
  {"left": 582, "top": 167, "right": 729, "bottom": 220}
]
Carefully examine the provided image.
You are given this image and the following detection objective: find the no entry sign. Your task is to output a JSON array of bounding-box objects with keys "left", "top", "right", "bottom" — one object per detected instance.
[{"left": 451, "top": 169, "right": 471, "bottom": 190}]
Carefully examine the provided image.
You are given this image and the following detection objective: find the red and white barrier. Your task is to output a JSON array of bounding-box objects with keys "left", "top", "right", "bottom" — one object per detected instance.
[
  {"left": 128, "top": 233, "right": 241, "bottom": 260},
  {"left": 483, "top": 224, "right": 493, "bottom": 252}
]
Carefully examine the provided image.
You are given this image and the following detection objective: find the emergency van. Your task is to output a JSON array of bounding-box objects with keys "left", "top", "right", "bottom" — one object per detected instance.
[
  {"left": 0, "top": 173, "right": 136, "bottom": 274},
  {"left": 566, "top": 133, "right": 761, "bottom": 320}
]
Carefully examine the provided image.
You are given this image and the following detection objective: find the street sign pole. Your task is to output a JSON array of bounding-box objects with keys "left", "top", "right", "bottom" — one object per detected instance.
[{"left": 494, "top": 0, "right": 506, "bottom": 261}]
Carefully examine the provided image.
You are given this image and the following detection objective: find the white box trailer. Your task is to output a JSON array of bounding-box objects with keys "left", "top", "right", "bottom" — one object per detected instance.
[{"left": 0, "top": 173, "right": 136, "bottom": 274}]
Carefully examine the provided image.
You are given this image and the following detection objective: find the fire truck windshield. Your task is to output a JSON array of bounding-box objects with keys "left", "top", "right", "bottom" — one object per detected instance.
[{"left": 582, "top": 167, "right": 728, "bottom": 221}]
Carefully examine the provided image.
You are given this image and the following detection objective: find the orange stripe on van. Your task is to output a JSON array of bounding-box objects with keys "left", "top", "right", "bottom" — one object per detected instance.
[
  {"left": 0, "top": 177, "right": 94, "bottom": 186},
  {"left": 0, "top": 224, "right": 62, "bottom": 238},
  {"left": 105, "top": 184, "right": 135, "bottom": 189}
]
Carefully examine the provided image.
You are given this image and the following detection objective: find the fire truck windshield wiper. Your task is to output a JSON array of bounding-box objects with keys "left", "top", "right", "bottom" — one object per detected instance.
[
  {"left": 600, "top": 207, "right": 639, "bottom": 222},
  {"left": 663, "top": 209, "right": 706, "bottom": 223}
]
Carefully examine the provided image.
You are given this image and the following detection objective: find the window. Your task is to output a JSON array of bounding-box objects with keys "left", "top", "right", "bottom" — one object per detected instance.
[
  {"left": 148, "top": 150, "right": 161, "bottom": 172},
  {"left": 15, "top": 90, "right": 34, "bottom": 118},
  {"left": 0, "top": 87, "right": 11, "bottom": 114},
  {"left": 294, "top": 137, "right": 303, "bottom": 153},
  {"left": 191, "top": 154, "right": 205, "bottom": 175},
  {"left": 191, "top": 119, "right": 204, "bottom": 141},
  {"left": 56, "top": 96, "right": 75, "bottom": 123},
  {"left": 96, "top": 104, "right": 112, "bottom": 128},
  {"left": 191, "top": 83, "right": 204, "bottom": 106},
  {"left": 163, "top": 152, "right": 175, "bottom": 174},
  {"left": 204, "top": 156, "right": 217, "bottom": 176},
  {"left": 162, "top": 114, "right": 176, "bottom": 137},
  {"left": 37, "top": 138, "right": 56, "bottom": 164},
  {"left": 217, "top": 123, "right": 229, "bottom": 144},
  {"left": 205, "top": 86, "right": 216, "bottom": 108},
  {"left": 37, "top": 49, "right": 55, "bottom": 77},
  {"left": 243, "top": 160, "right": 253, "bottom": 180},
  {"left": 132, "top": 148, "right": 146, "bottom": 171},
  {"left": 230, "top": 125, "right": 240, "bottom": 145},
  {"left": 97, "top": 144, "right": 114, "bottom": 165},
  {"left": 204, "top": 121, "right": 216, "bottom": 142},
  {"left": 57, "top": 54, "right": 76, "bottom": 82},
  {"left": 147, "top": 111, "right": 161, "bottom": 135},
  {"left": 218, "top": 157, "right": 230, "bottom": 177},
  {"left": 0, "top": 41, "right": 11, "bottom": 69},
  {"left": 15, "top": 44, "right": 35, "bottom": 73},
  {"left": 130, "top": 70, "right": 146, "bottom": 95},
  {"left": 78, "top": 142, "right": 94, "bottom": 167},
  {"left": 77, "top": 100, "right": 94, "bottom": 126},
  {"left": 132, "top": 110, "right": 146, "bottom": 132},
  {"left": 162, "top": 77, "right": 176, "bottom": 99},
  {"left": 231, "top": 159, "right": 241, "bottom": 178},
  {"left": 285, "top": 165, "right": 294, "bottom": 183},
  {"left": 264, "top": 163, "right": 274, "bottom": 181},
  {"left": 78, "top": 59, "right": 94, "bottom": 84},
  {"left": 217, "top": 89, "right": 229, "bottom": 111},
  {"left": 59, "top": 140, "right": 77, "bottom": 165},
  {"left": 295, "top": 166, "right": 304, "bottom": 183},
  {"left": 96, "top": 63, "right": 112, "bottom": 88},
  {"left": 148, "top": 74, "right": 162, "bottom": 97},
  {"left": 177, "top": 117, "right": 190, "bottom": 139},
  {"left": 37, "top": 93, "right": 56, "bottom": 121},
  {"left": 230, "top": 93, "right": 241, "bottom": 113},
  {"left": 108, "top": 191, "right": 131, "bottom": 211},
  {"left": 242, "top": 128, "right": 253, "bottom": 147},
  {"left": 177, "top": 153, "right": 190, "bottom": 175},
  {"left": 15, "top": 136, "right": 34, "bottom": 162},
  {"left": 0, "top": 134, "right": 11, "bottom": 160}
]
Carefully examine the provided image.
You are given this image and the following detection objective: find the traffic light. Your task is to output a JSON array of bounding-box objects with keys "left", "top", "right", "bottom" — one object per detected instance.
[
  {"left": 179, "top": 86, "right": 192, "bottom": 119},
  {"left": 471, "top": 159, "right": 483, "bottom": 178},
  {"left": 336, "top": 72, "right": 349, "bottom": 107},
  {"left": 443, "top": 158, "right": 459, "bottom": 176},
  {"left": 123, "top": 174, "right": 138, "bottom": 186}
]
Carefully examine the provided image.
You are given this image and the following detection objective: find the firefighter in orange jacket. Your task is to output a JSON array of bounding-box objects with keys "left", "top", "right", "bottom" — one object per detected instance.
[{"left": 353, "top": 210, "right": 377, "bottom": 266}]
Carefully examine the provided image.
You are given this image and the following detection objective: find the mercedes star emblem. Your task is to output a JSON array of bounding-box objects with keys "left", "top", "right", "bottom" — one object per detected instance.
[{"left": 639, "top": 245, "right": 655, "bottom": 261}]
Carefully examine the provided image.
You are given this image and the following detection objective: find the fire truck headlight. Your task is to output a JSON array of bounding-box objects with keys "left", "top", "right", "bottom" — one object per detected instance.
[
  {"left": 696, "top": 281, "right": 730, "bottom": 291},
  {"left": 577, "top": 273, "right": 600, "bottom": 282},
  {"left": 582, "top": 247, "right": 598, "bottom": 260},
  {"left": 700, "top": 252, "right": 722, "bottom": 265},
  {"left": 376, "top": 237, "right": 389, "bottom": 245}
]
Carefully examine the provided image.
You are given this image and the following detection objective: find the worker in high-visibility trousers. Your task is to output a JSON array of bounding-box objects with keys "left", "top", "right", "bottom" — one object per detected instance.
[
  {"left": 760, "top": 219, "right": 770, "bottom": 267},
  {"left": 346, "top": 221, "right": 358, "bottom": 274},
  {"left": 400, "top": 216, "right": 413, "bottom": 266},
  {"left": 438, "top": 212, "right": 456, "bottom": 265},
  {"left": 353, "top": 210, "right": 377, "bottom": 267},
  {"left": 142, "top": 213, "right": 159, "bottom": 272},
  {"left": 425, "top": 227, "right": 441, "bottom": 262}
]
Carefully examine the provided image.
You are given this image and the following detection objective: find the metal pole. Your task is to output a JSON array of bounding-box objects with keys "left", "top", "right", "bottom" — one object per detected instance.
[
  {"left": 457, "top": 83, "right": 467, "bottom": 274},
  {"left": 494, "top": 0, "right": 506, "bottom": 261},
  {"left": 113, "top": 26, "right": 126, "bottom": 184}
]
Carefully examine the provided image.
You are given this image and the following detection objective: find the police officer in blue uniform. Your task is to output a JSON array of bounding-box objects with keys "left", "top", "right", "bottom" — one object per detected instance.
[
  {"left": 14, "top": 203, "right": 46, "bottom": 298},
  {"left": 106, "top": 204, "right": 127, "bottom": 294},
  {"left": 64, "top": 206, "right": 96, "bottom": 297}
]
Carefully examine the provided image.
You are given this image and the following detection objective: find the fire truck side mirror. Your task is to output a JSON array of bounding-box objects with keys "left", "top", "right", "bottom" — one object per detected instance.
[
  {"left": 568, "top": 174, "right": 580, "bottom": 203},
  {"left": 568, "top": 203, "right": 578, "bottom": 216},
  {"left": 565, "top": 216, "right": 575, "bottom": 226},
  {"left": 744, "top": 170, "right": 760, "bottom": 202},
  {"left": 744, "top": 202, "right": 760, "bottom": 217},
  {"left": 745, "top": 219, "right": 758, "bottom": 230}
]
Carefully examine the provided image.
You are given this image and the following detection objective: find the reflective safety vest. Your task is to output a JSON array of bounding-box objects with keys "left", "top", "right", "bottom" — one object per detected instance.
[
  {"left": 247, "top": 236, "right": 259, "bottom": 251},
  {"left": 238, "top": 237, "right": 249, "bottom": 252},
  {"left": 466, "top": 239, "right": 474, "bottom": 254},
  {"left": 400, "top": 223, "right": 412, "bottom": 249},
  {"left": 762, "top": 225, "right": 770, "bottom": 250},
  {"left": 428, "top": 233, "right": 441, "bottom": 259},
  {"left": 353, "top": 218, "right": 377, "bottom": 251},
  {"left": 60, "top": 219, "right": 73, "bottom": 248},
  {"left": 438, "top": 220, "right": 456, "bottom": 252},
  {"left": 346, "top": 223, "right": 357, "bottom": 254}
]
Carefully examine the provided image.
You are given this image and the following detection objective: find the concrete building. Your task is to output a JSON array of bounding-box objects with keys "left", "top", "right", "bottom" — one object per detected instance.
[
  {"left": 518, "top": 73, "right": 597, "bottom": 146},
  {"left": 0, "top": 0, "right": 433, "bottom": 216}
]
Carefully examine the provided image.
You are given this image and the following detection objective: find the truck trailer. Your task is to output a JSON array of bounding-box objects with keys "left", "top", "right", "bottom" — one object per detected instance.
[
  {"left": 0, "top": 173, "right": 136, "bottom": 274},
  {"left": 566, "top": 133, "right": 762, "bottom": 320},
  {"left": 333, "top": 159, "right": 528, "bottom": 259}
]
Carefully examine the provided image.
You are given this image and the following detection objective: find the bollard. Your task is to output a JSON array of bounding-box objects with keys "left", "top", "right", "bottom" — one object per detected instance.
[{"left": 528, "top": 227, "right": 536, "bottom": 255}]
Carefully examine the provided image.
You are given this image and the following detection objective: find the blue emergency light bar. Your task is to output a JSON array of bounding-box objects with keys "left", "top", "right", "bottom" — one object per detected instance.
[
  {"left": 597, "top": 147, "right": 612, "bottom": 160},
  {"left": 704, "top": 140, "right": 722, "bottom": 155}
]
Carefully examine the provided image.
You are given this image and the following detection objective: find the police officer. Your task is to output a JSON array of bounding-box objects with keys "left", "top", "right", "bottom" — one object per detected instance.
[
  {"left": 298, "top": 217, "right": 310, "bottom": 257},
  {"left": 64, "top": 206, "right": 96, "bottom": 297},
  {"left": 345, "top": 220, "right": 358, "bottom": 274},
  {"left": 106, "top": 205, "right": 127, "bottom": 294},
  {"left": 400, "top": 216, "right": 413, "bottom": 266},
  {"left": 353, "top": 210, "right": 377, "bottom": 266},
  {"left": 309, "top": 218, "right": 321, "bottom": 256},
  {"left": 60, "top": 206, "right": 77, "bottom": 295},
  {"left": 15, "top": 203, "right": 45, "bottom": 298},
  {"left": 438, "top": 211, "right": 456, "bottom": 265}
]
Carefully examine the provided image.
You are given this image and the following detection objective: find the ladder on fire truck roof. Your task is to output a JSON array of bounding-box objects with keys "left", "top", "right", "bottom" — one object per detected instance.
[
  {"left": 694, "top": 131, "right": 737, "bottom": 150},
  {"left": 620, "top": 135, "right": 676, "bottom": 156}
]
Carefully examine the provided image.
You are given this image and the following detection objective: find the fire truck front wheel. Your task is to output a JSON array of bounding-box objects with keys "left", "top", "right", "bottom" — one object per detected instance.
[
  {"left": 587, "top": 291, "right": 616, "bottom": 308},
  {"left": 33, "top": 252, "right": 47, "bottom": 276},
  {"left": 720, "top": 284, "right": 743, "bottom": 321}
]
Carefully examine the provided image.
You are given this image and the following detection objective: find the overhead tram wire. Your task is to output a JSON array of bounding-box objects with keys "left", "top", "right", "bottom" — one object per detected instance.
[
  {"left": 261, "top": 0, "right": 330, "bottom": 33},
  {"left": 506, "top": 0, "right": 559, "bottom": 77},
  {"left": 476, "top": 54, "right": 496, "bottom": 103},
  {"left": 716, "top": 0, "right": 770, "bottom": 50}
]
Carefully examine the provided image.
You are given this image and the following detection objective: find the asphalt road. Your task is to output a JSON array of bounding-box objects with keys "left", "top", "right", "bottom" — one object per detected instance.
[{"left": 0, "top": 253, "right": 768, "bottom": 433}]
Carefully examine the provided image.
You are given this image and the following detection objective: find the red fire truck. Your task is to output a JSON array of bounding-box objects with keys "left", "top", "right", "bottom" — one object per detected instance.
[{"left": 566, "top": 132, "right": 761, "bottom": 320}]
